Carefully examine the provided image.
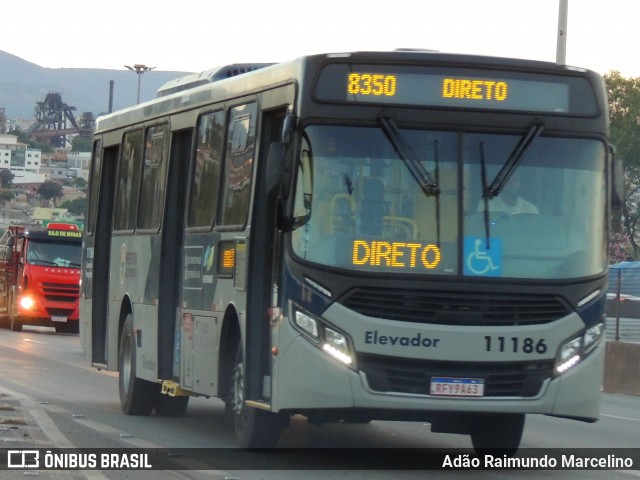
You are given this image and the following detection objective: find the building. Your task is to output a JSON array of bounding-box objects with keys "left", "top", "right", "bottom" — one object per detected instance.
[{"left": 0, "top": 133, "right": 46, "bottom": 184}]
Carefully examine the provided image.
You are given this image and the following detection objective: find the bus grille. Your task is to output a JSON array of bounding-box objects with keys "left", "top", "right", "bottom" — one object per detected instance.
[
  {"left": 340, "top": 288, "right": 570, "bottom": 326},
  {"left": 358, "top": 354, "right": 554, "bottom": 397}
]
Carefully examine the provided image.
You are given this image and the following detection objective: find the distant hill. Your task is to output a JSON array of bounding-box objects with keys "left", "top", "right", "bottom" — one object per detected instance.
[{"left": 0, "top": 50, "right": 189, "bottom": 120}]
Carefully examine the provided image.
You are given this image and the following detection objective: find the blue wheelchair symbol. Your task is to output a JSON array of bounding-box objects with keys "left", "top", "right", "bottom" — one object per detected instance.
[{"left": 464, "top": 237, "right": 502, "bottom": 277}]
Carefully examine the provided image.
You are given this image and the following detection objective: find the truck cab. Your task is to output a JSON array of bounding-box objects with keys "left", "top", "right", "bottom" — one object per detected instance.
[{"left": 0, "top": 223, "right": 82, "bottom": 333}]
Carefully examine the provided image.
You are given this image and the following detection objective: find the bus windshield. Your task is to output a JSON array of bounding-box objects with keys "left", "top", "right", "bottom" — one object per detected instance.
[{"left": 291, "top": 125, "right": 607, "bottom": 280}]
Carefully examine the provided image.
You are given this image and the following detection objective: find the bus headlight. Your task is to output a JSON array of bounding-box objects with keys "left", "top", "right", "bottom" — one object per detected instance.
[
  {"left": 294, "top": 310, "right": 319, "bottom": 338},
  {"left": 292, "top": 305, "right": 355, "bottom": 368},
  {"left": 555, "top": 322, "right": 604, "bottom": 375},
  {"left": 323, "top": 327, "right": 353, "bottom": 365}
]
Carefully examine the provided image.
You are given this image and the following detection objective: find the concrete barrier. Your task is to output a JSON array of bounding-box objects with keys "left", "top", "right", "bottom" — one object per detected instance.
[{"left": 603, "top": 341, "right": 640, "bottom": 395}]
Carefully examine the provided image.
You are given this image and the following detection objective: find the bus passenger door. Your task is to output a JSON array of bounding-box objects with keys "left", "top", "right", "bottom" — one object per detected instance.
[
  {"left": 90, "top": 146, "right": 118, "bottom": 366},
  {"left": 245, "top": 105, "right": 288, "bottom": 403},
  {"left": 157, "top": 128, "right": 192, "bottom": 380}
]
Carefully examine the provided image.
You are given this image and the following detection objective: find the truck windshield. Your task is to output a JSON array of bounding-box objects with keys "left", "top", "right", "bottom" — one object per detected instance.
[
  {"left": 290, "top": 125, "right": 607, "bottom": 280},
  {"left": 27, "top": 240, "right": 82, "bottom": 268}
]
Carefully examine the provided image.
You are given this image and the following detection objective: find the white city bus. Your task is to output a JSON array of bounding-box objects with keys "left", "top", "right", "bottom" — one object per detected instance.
[{"left": 81, "top": 50, "right": 620, "bottom": 454}]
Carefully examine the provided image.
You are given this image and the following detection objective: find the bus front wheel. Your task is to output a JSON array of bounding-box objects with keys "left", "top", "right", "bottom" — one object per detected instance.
[
  {"left": 470, "top": 413, "right": 525, "bottom": 457},
  {"left": 227, "top": 343, "right": 285, "bottom": 448},
  {"left": 118, "top": 314, "right": 156, "bottom": 415}
]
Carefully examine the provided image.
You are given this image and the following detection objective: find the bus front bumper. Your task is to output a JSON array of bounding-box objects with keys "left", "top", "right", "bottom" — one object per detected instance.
[{"left": 271, "top": 324, "right": 603, "bottom": 422}]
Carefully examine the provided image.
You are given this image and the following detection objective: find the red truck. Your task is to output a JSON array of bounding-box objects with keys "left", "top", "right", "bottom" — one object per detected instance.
[{"left": 0, "top": 223, "right": 82, "bottom": 333}]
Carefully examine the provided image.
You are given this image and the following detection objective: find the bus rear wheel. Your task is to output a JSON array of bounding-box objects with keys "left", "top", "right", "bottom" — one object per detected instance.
[
  {"left": 118, "top": 314, "right": 157, "bottom": 415},
  {"left": 470, "top": 413, "right": 525, "bottom": 457},
  {"left": 227, "top": 343, "right": 284, "bottom": 448}
]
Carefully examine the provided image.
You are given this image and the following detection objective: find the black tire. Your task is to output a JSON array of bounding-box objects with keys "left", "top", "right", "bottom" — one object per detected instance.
[
  {"left": 227, "top": 342, "right": 284, "bottom": 448},
  {"left": 8, "top": 293, "right": 21, "bottom": 331},
  {"left": 118, "top": 314, "right": 157, "bottom": 415},
  {"left": 10, "top": 315, "right": 22, "bottom": 332},
  {"left": 470, "top": 413, "right": 525, "bottom": 457},
  {"left": 154, "top": 394, "right": 189, "bottom": 417},
  {"left": 0, "top": 314, "right": 9, "bottom": 329},
  {"left": 55, "top": 321, "right": 79, "bottom": 334}
]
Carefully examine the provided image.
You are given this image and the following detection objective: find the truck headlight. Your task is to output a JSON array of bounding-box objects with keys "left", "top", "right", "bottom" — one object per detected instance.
[
  {"left": 19, "top": 296, "right": 36, "bottom": 310},
  {"left": 292, "top": 305, "right": 355, "bottom": 368},
  {"left": 555, "top": 322, "right": 604, "bottom": 375}
]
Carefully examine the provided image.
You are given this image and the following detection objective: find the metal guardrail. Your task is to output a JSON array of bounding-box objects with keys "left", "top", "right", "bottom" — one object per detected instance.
[
  {"left": 606, "top": 316, "right": 640, "bottom": 344},
  {"left": 606, "top": 266, "right": 640, "bottom": 343}
]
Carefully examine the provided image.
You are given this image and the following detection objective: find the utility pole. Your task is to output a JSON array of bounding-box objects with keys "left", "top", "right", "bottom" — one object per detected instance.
[
  {"left": 556, "top": 0, "right": 568, "bottom": 64},
  {"left": 124, "top": 64, "right": 155, "bottom": 104}
]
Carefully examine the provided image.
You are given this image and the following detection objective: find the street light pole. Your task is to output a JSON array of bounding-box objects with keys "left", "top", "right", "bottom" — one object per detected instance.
[
  {"left": 556, "top": 0, "right": 569, "bottom": 64},
  {"left": 124, "top": 64, "right": 156, "bottom": 104}
]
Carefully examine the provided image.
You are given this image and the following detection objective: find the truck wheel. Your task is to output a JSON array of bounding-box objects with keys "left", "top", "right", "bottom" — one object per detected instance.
[
  {"left": 10, "top": 315, "right": 22, "bottom": 332},
  {"left": 55, "top": 322, "right": 79, "bottom": 334},
  {"left": 8, "top": 293, "right": 21, "bottom": 332},
  {"left": 226, "top": 342, "right": 285, "bottom": 448},
  {"left": 118, "top": 314, "right": 157, "bottom": 415},
  {"left": 470, "top": 413, "right": 525, "bottom": 457}
]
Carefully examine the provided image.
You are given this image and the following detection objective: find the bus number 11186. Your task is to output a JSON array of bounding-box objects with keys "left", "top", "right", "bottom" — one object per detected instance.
[{"left": 484, "top": 336, "right": 548, "bottom": 354}]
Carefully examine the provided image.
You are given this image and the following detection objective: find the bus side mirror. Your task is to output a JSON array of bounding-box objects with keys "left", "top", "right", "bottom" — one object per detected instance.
[{"left": 611, "top": 149, "right": 624, "bottom": 208}]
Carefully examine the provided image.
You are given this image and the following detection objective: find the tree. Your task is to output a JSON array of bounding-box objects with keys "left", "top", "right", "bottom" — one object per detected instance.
[
  {"left": 0, "top": 190, "right": 14, "bottom": 202},
  {"left": 605, "top": 71, "right": 640, "bottom": 257},
  {"left": 0, "top": 169, "right": 14, "bottom": 188},
  {"left": 72, "top": 136, "right": 93, "bottom": 152},
  {"left": 8, "top": 128, "right": 53, "bottom": 153},
  {"left": 37, "top": 181, "right": 64, "bottom": 207},
  {"left": 609, "top": 232, "right": 632, "bottom": 264},
  {"left": 73, "top": 177, "right": 88, "bottom": 190},
  {"left": 59, "top": 197, "right": 87, "bottom": 216}
]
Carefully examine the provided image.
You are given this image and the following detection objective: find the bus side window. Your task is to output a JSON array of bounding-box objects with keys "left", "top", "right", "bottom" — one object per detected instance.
[
  {"left": 114, "top": 130, "right": 144, "bottom": 231},
  {"left": 188, "top": 111, "right": 225, "bottom": 228},
  {"left": 137, "top": 124, "right": 170, "bottom": 230},
  {"left": 219, "top": 103, "right": 257, "bottom": 227}
]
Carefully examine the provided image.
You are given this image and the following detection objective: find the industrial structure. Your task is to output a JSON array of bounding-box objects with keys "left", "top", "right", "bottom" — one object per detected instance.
[{"left": 31, "top": 92, "right": 94, "bottom": 148}]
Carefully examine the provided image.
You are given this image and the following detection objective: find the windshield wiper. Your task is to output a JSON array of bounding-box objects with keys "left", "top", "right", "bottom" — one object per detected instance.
[
  {"left": 379, "top": 116, "right": 441, "bottom": 246},
  {"left": 379, "top": 117, "right": 440, "bottom": 197},
  {"left": 480, "top": 122, "right": 544, "bottom": 249},
  {"left": 483, "top": 123, "right": 544, "bottom": 200}
]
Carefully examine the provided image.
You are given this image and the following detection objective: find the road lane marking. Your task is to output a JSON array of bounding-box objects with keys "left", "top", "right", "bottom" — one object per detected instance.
[
  {"left": 602, "top": 413, "right": 640, "bottom": 423},
  {"left": 22, "top": 338, "right": 48, "bottom": 345},
  {"left": 0, "top": 385, "right": 110, "bottom": 480}
]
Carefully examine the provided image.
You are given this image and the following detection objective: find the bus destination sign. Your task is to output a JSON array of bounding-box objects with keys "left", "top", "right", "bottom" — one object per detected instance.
[
  {"left": 315, "top": 63, "right": 598, "bottom": 115},
  {"left": 345, "top": 71, "right": 565, "bottom": 112}
]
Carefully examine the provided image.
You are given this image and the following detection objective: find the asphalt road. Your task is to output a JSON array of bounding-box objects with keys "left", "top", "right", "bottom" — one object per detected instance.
[{"left": 0, "top": 326, "right": 638, "bottom": 480}]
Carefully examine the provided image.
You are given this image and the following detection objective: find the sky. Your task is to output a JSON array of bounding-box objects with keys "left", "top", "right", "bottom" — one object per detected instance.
[{"left": 3, "top": 0, "right": 639, "bottom": 77}]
